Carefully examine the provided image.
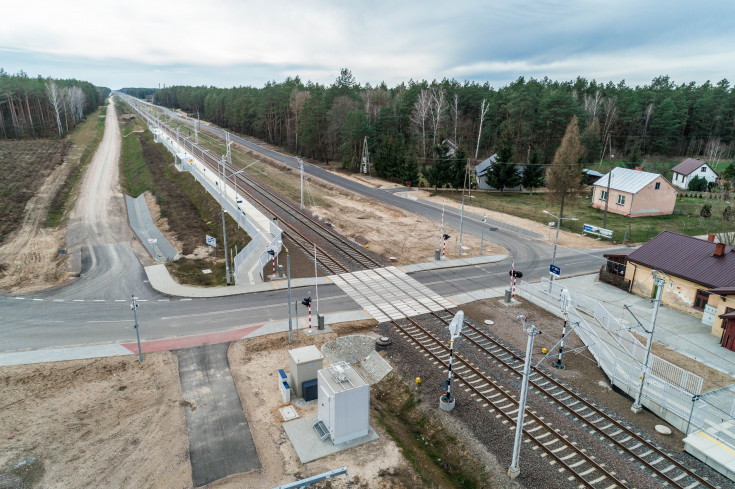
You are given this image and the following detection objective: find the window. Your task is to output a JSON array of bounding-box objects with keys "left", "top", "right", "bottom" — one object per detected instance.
[
  {"left": 600, "top": 190, "right": 608, "bottom": 201},
  {"left": 701, "top": 167, "right": 707, "bottom": 172},
  {"left": 655, "top": 182, "right": 661, "bottom": 190},
  {"left": 694, "top": 290, "right": 710, "bottom": 311},
  {"left": 616, "top": 195, "right": 625, "bottom": 205}
]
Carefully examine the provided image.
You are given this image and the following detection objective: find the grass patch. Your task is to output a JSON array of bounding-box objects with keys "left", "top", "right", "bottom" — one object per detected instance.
[
  {"left": 372, "top": 374, "right": 488, "bottom": 489},
  {"left": 45, "top": 107, "right": 107, "bottom": 227},
  {"left": 116, "top": 103, "right": 251, "bottom": 285},
  {"left": 442, "top": 190, "right": 732, "bottom": 244},
  {"left": 119, "top": 117, "right": 154, "bottom": 197}
]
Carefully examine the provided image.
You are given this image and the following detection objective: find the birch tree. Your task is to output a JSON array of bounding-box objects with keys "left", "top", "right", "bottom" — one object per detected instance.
[
  {"left": 45, "top": 80, "right": 63, "bottom": 136},
  {"left": 474, "top": 98, "right": 488, "bottom": 160},
  {"left": 429, "top": 87, "right": 446, "bottom": 146},
  {"left": 410, "top": 89, "right": 431, "bottom": 159}
]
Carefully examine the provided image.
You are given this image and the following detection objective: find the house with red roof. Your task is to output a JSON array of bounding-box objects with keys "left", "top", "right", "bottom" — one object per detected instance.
[
  {"left": 671, "top": 158, "right": 718, "bottom": 189},
  {"left": 623, "top": 231, "right": 735, "bottom": 348}
]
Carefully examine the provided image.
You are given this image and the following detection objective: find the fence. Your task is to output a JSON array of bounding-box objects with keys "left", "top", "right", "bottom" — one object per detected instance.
[
  {"left": 128, "top": 97, "right": 283, "bottom": 285},
  {"left": 516, "top": 279, "right": 720, "bottom": 434},
  {"left": 539, "top": 277, "right": 703, "bottom": 395}
]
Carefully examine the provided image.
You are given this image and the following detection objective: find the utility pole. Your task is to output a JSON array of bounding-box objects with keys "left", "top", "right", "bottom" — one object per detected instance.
[
  {"left": 553, "top": 289, "right": 572, "bottom": 369},
  {"left": 508, "top": 315, "right": 541, "bottom": 479},
  {"left": 440, "top": 311, "right": 464, "bottom": 412},
  {"left": 131, "top": 295, "right": 143, "bottom": 363},
  {"left": 602, "top": 151, "right": 614, "bottom": 228},
  {"left": 314, "top": 244, "right": 319, "bottom": 313},
  {"left": 221, "top": 155, "right": 230, "bottom": 286},
  {"left": 632, "top": 270, "right": 665, "bottom": 413},
  {"left": 458, "top": 160, "right": 470, "bottom": 257},
  {"left": 299, "top": 158, "right": 304, "bottom": 209},
  {"left": 195, "top": 109, "right": 200, "bottom": 145},
  {"left": 480, "top": 216, "right": 487, "bottom": 255},
  {"left": 285, "top": 245, "right": 293, "bottom": 344}
]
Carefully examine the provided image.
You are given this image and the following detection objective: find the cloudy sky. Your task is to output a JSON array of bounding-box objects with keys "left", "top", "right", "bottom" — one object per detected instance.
[{"left": 2, "top": 0, "right": 734, "bottom": 90}]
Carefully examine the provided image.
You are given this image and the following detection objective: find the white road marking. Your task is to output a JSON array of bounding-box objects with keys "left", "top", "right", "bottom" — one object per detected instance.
[
  {"left": 15, "top": 297, "right": 25, "bottom": 300},
  {"left": 86, "top": 320, "right": 132, "bottom": 324},
  {"left": 94, "top": 299, "right": 105, "bottom": 302},
  {"left": 179, "top": 298, "right": 192, "bottom": 301},
  {"left": 73, "top": 299, "right": 84, "bottom": 302},
  {"left": 32, "top": 298, "right": 44, "bottom": 301}
]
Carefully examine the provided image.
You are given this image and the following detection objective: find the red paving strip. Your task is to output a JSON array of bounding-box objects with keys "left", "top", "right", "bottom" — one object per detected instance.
[{"left": 122, "top": 324, "right": 263, "bottom": 353}]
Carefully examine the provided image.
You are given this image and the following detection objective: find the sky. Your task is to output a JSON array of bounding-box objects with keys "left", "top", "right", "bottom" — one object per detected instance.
[{"left": 2, "top": 0, "right": 734, "bottom": 90}]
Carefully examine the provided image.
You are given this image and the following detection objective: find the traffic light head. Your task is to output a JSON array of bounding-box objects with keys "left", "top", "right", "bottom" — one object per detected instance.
[
  {"left": 301, "top": 297, "right": 312, "bottom": 306},
  {"left": 443, "top": 234, "right": 450, "bottom": 240},
  {"left": 509, "top": 270, "right": 523, "bottom": 278},
  {"left": 267, "top": 249, "right": 275, "bottom": 256}
]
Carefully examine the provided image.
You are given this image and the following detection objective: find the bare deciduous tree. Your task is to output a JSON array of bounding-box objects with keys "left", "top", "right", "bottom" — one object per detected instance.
[
  {"left": 45, "top": 80, "right": 63, "bottom": 136},
  {"left": 451, "top": 93, "right": 459, "bottom": 145},
  {"left": 410, "top": 89, "right": 431, "bottom": 159},
  {"left": 705, "top": 138, "right": 727, "bottom": 170},
  {"left": 583, "top": 90, "right": 603, "bottom": 124},
  {"left": 429, "top": 87, "right": 446, "bottom": 146},
  {"left": 474, "top": 98, "right": 488, "bottom": 161},
  {"left": 600, "top": 97, "right": 618, "bottom": 161},
  {"left": 289, "top": 89, "right": 310, "bottom": 152}
]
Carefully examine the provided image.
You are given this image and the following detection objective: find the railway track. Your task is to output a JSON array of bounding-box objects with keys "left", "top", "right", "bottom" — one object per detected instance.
[
  {"left": 393, "top": 315, "right": 629, "bottom": 489},
  {"left": 426, "top": 310, "right": 716, "bottom": 489},
  {"left": 149, "top": 113, "right": 386, "bottom": 275}
]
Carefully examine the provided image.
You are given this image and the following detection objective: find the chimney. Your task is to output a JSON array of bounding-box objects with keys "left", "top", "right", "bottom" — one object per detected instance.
[
  {"left": 714, "top": 243, "right": 726, "bottom": 257},
  {"left": 708, "top": 233, "right": 716, "bottom": 242}
]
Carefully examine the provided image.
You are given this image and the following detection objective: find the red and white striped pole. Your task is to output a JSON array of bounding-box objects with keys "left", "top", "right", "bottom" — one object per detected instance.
[
  {"left": 272, "top": 257, "right": 276, "bottom": 276},
  {"left": 308, "top": 302, "right": 312, "bottom": 333},
  {"left": 510, "top": 260, "right": 516, "bottom": 300}
]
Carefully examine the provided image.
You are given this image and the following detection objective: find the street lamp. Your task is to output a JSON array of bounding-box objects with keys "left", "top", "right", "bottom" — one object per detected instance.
[{"left": 542, "top": 210, "right": 577, "bottom": 294}]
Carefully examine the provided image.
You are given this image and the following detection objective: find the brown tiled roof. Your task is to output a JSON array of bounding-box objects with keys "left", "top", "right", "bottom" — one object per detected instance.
[
  {"left": 671, "top": 158, "right": 710, "bottom": 176},
  {"left": 626, "top": 231, "right": 735, "bottom": 288},
  {"left": 720, "top": 310, "right": 735, "bottom": 320}
]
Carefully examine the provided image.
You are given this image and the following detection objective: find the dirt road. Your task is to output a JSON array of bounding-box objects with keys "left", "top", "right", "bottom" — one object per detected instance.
[{"left": 53, "top": 101, "right": 157, "bottom": 300}]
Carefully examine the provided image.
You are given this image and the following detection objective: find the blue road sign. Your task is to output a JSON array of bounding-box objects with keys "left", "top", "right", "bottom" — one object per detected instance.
[{"left": 550, "top": 264, "right": 561, "bottom": 277}]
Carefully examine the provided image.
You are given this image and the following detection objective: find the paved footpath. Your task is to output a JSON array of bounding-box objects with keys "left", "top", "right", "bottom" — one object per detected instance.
[{"left": 175, "top": 343, "right": 260, "bottom": 485}]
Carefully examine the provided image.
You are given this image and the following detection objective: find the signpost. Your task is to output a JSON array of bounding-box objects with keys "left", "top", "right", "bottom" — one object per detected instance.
[
  {"left": 206, "top": 235, "right": 216, "bottom": 257},
  {"left": 549, "top": 264, "right": 561, "bottom": 277},
  {"left": 582, "top": 224, "right": 613, "bottom": 239},
  {"left": 58, "top": 249, "right": 67, "bottom": 270}
]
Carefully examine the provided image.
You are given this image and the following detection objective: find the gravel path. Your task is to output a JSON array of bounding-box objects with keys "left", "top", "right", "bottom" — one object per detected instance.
[{"left": 378, "top": 307, "right": 729, "bottom": 488}]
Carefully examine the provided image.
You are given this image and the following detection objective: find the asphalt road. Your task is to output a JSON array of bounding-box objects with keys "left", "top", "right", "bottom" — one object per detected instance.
[{"left": 0, "top": 98, "right": 612, "bottom": 353}]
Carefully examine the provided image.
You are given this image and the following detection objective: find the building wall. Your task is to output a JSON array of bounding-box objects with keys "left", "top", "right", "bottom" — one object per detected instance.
[
  {"left": 628, "top": 176, "right": 677, "bottom": 217},
  {"left": 591, "top": 187, "right": 633, "bottom": 216},
  {"left": 625, "top": 262, "right": 709, "bottom": 322},
  {"left": 673, "top": 164, "right": 719, "bottom": 189},
  {"left": 708, "top": 294, "right": 735, "bottom": 336}
]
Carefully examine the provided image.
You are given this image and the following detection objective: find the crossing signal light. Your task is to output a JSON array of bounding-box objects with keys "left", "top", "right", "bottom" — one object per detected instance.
[
  {"left": 443, "top": 234, "right": 450, "bottom": 240},
  {"left": 509, "top": 270, "right": 523, "bottom": 278},
  {"left": 301, "top": 297, "right": 312, "bottom": 307},
  {"left": 267, "top": 249, "right": 275, "bottom": 256}
]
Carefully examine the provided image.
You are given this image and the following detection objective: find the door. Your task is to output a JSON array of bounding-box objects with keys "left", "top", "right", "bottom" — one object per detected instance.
[{"left": 722, "top": 309, "right": 735, "bottom": 352}]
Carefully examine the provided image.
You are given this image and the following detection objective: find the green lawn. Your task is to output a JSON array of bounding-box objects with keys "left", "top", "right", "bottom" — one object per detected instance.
[{"left": 441, "top": 190, "right": 730, "bottom": 244}]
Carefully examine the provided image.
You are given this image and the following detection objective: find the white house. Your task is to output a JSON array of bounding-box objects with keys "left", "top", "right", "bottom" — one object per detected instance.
[{"left": 670, "top": 158, "right": 718, "bottom": 189}]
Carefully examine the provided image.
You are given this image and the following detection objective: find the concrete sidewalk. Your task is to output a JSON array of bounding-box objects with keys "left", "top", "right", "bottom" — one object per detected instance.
[
  {"left": 549, "top": 274, "right": 735, "bottom": 378},
  {"left": 145, "top": 253, "right": 508, "bottom": 298}
]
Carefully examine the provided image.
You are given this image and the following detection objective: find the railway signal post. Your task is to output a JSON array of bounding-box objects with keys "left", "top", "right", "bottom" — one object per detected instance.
[{"left": 509, "top": 315, "right": 540, "bottom": 479}]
